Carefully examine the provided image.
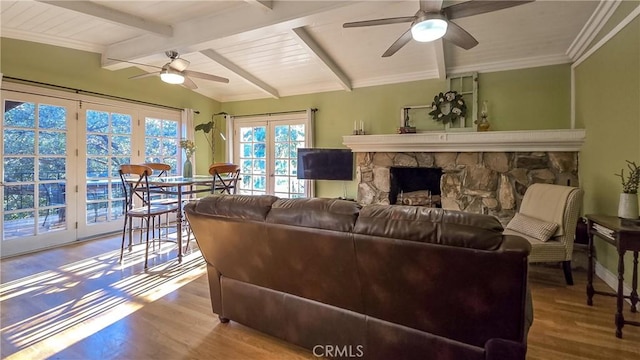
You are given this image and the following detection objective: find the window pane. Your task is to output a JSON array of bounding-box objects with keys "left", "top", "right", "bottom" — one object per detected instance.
[
  {"left": 163, "top": 120, "right": 178, "bottom": 137},
  {"left": 112, "top": 135, "right": 131, "bottom": 155},
  {"left": 145, "top": 118, "right": 162, "bottom": 136},
  {"left": 4, "top": 211, "right": 35, "bottom": 239},
  {"left": 39, "top": 131, "right": 66, "bottom": 155},
  {"left": 87, "top": 110, "right": 109, "bottom": 133},
  {"left": 87, "top": 135, "right": 109, "bottom": 155},
  {"left": 274, "top": 160, "right": 288, "bottom": 175},
  {"left": 4, "top": 158, "right": 35, "bottom": 182},
  {"left": 112, "top": 113, "right": 131, "bottom": 134},
  {"left": 39, "top": 158, "right": 66, "bottom": 180},
  {"left": 87, "top": 158, "right": 108, "bottom": 178},
  {"left": 4, "top": 101, "right": 35, "bottom": 127},
  {"left": 4, "top": 185, "right": 35, "bottom": 210},
  {"left": 39, "top": 105, "right": 66, "bottom": 129},
  {"left": 4, "top": 129, "right": 35, "bottom": 155}
]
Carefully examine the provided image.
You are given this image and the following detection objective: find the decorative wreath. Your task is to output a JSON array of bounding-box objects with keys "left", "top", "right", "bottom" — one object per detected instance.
[{"left": 428, "top": 91, "right": 467, "bottom": 124}]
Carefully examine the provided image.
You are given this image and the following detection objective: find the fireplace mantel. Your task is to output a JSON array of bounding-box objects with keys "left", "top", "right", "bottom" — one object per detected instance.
[{"left": 343, "top": 129, "right": 585, "bottom": 152}]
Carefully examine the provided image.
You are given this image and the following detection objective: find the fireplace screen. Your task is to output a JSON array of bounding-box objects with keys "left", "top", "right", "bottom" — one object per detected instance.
[{"left": 390, "top": 167, "right": 443, "bottom": 207}]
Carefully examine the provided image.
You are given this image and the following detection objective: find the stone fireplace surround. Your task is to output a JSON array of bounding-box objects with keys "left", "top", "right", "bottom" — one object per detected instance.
[{"left": 343, "top": 130, "right": 585, "bottom": 225}]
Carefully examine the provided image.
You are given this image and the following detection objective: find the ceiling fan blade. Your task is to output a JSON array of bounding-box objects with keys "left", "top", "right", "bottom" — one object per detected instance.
[
  {"left": 183, "top": 70, "right": 229, "bottom": 83},
  {"left": 109, "top": 58, "right": 163, "bottom": 70},
  {"left": 382, "top": 29, "right": 413, "bottom": 57},
  {"left": 420, "top": 0, "right": 443, "bottom": 12},
  {"left": 343, "top": 16, "right": 414, "bottom": 28},
  {"left": 443, "top": 21, "right": 479, "bottom": 50},
  {"left": 445, "top": 0, "right": 535, "bottom": 20},
  {"left": 169, "top": 58, "right": 190, "bottom": 72},
  {"left": 182, "top": 76, "right": 198, "bottom": 90},
  {"left": 129, "top": 72, "right": 159, "bottom": 80}
]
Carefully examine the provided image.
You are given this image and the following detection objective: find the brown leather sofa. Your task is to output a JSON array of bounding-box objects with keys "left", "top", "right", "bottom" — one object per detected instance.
[{"left": 185, "top": 195, "right": 532, "bottom": 360}]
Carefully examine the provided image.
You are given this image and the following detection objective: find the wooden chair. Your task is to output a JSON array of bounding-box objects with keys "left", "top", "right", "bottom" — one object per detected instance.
[
  {"left": 503, "top": 183, "right": 584, "bottom": 285},
  {"left": 209, "top": 163, "right": 240, "bottom": 194},
  {"left": 118, "top": 164, "right": 180, "bottom": 269}
]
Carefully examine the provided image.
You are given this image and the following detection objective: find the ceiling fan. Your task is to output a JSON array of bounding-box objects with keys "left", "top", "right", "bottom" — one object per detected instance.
[
  {"left": 118, "top": 51, "right": 229, "bottom": 89},
  {"left": 343, "top": 0, "right": 534, "bottom": 57}
]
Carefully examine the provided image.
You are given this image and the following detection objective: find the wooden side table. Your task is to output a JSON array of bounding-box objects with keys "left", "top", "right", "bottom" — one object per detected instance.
[{"left": 585, "top": 214, "right": 640, "bottom": 338}]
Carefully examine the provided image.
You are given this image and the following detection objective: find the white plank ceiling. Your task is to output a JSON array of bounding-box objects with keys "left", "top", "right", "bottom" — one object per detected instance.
[{"left": 1, "top": 0, "right": 604, "bottom": 102}]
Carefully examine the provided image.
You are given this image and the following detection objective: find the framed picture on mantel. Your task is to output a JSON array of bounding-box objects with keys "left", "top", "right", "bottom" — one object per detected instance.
[{"left": 400, "top": 105, "right": 473, "bottom": 133}]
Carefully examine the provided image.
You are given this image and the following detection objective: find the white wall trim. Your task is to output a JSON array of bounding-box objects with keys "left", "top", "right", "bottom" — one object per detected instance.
[
  {"left": 595, "top": 261, "right": 633, "bottom": 306},
  {"left": 567, "top": 0, "right": 622, "bottom": 61},
  {"left": 573, "top": 4, "right": 640, "bottom": 68},
  {"left": 570, "top": 3, "right": 640, "bottom": 127},
  {"left": 449, "top": 54, "right": 571, "bottom": 75}
]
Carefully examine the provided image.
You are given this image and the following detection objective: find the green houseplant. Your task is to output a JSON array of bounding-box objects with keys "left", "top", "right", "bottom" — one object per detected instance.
[
  {"left": 615, "top": 160, "right": 640, "bottom": 219},
  {"left": 195, "top": 113, "right": 226, "bottom": 162}
]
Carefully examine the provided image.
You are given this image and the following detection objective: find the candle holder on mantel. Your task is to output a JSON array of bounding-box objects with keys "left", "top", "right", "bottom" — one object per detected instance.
[
  {"left": 475, "top": 100, "right": 491, "bottom": 132},
  {"left": 353, "top": 120, "right": 366, "bottom": 135}
]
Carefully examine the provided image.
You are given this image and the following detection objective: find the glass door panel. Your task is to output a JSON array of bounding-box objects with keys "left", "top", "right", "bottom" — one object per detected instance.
[
  {"left": 237, "top": 124, "right": 267, "bottom": 195},
  {"left": 233, "top": 114, "right": 311, "bottom": 198},
  {"left": 1, "top": 94, "right": 77, "bottom": 256},
  {"left": 78, "top": 106, "right": 136, "bottom": 238},
  {"left": 144, "top": 117, "right": 179, "bottom": 172},
  {"left": 272, "top": 123, "right": 306, "bottom": 198}
]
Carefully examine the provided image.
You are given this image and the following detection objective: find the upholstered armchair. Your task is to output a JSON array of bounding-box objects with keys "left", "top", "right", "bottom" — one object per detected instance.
[{"left": 503, "top": 183, "right": 584, "bottom": 285}]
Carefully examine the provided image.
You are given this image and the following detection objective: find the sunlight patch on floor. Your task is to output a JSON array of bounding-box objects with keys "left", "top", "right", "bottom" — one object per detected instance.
[{"left": 1, "top": 245, "right": 206, "bottom": 360}]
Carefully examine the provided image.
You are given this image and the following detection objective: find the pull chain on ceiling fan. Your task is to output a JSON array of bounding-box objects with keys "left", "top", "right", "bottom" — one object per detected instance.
[{"left": 343, "top": 0, "right": 535, "bottom": 57}]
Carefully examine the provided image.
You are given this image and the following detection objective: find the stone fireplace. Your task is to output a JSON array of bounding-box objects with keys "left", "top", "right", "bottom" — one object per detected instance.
[{"left": 344, "top": 130, "right": 585, "bottom": 225}]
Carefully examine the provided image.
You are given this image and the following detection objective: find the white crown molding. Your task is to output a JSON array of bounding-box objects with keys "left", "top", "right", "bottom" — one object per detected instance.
[
  {"left": 573, "top": 3, "right": 640, "bottom": 68},
  {"left": 450, "top": 53, "right": 572, "bottom": 75},
  {"left": 0, "top": 29, "right": 104, "bottom": 54},
  {"left": 567, "top": 0, "right": 622, "bottom": 61},
  {"left": 352, "top": 70, "right": 441, "bottom": 89},
  {"left": 343, "top": 129, "right": 586, "bottom": 153}
]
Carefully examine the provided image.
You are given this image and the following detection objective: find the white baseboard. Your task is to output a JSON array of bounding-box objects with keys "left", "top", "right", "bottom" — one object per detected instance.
[{"left": 595, "top": 261, "right": 633, "bottom": 305}]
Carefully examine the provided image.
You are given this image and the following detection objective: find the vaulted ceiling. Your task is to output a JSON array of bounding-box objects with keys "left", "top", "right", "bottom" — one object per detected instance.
[{"left": 1, "top": 1, "right": 606, "bottom": 102}]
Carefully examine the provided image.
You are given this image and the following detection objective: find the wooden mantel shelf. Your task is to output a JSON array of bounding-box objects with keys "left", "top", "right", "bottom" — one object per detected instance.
[{"left": 342, "top": 129, "right": 586, "bottom": 153}]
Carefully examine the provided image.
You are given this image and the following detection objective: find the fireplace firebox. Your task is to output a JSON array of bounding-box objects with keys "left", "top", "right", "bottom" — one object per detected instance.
[{"left": 390, "top": 167, "right": 442, "bottom": 207}]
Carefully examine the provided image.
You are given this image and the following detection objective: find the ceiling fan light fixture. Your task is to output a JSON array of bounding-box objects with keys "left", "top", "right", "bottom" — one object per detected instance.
[
  {"left": 411, "top": 13, "right": 448, "bottom": 42},
  {"left": 160, "top": 68, "right": 185, "bottom": 84}
]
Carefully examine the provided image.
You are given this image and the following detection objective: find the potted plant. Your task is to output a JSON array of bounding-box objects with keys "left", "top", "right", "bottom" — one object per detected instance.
[
  {"left": 615, "top": 160, "right": 640, "bottom": 219},
  {"left": 195, "top": 113, "right": 226, "bottom": 162}
]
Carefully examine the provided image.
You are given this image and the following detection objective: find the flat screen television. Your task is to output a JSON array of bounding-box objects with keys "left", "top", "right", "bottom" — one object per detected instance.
[{"left": 297, "top": 148, "right": 353, "bottom": 180}]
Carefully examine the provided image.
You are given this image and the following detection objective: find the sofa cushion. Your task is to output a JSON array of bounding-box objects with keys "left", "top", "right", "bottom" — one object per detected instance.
[
  {"left": 266, "top": 197, "right": 361, "bottom": 232},
  {"left": 506, "top": 213, "right": 558, "bottom": 242},
  {"left": 354, "top": 205, "right": 504, "bottom": 250},
  {"left": 188, "top": 194, "right": 278, "bottom": 221}
]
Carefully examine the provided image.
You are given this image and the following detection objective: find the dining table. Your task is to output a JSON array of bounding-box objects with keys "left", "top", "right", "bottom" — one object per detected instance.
[{"left": 142, "top": 175, "right": 218, "bottom": 259}]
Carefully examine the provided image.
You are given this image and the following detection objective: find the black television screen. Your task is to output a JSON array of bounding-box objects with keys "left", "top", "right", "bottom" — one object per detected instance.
[{"left": 297, "top": 148, "right": 354, "bottom": 180}]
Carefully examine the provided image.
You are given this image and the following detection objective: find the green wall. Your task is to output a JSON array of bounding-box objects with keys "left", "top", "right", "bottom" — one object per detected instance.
[
  {"left": 575, "top": 8, "right": 640, "bottom": 284},
  {"left": 224, "top": 64, "right": 571, "bottom": 198},
  {"left": 0, "top": 38, "right": 222, "bottom": 172}
]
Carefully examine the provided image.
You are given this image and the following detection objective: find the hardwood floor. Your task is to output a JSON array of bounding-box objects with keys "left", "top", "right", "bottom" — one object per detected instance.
[{"left": 1, "top": 235, "right": 639, "bottom": 360}]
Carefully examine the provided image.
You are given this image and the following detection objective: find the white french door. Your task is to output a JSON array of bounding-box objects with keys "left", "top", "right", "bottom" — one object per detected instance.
[
  {"left": 232, "top": 112, "right": 313, "bottom": 198},
  {"left": 1, "top": 83, "right": 182, "bottom": 257},
  {"left": 1, "top": 91, "right": 78, "bottom": 256},
  {"left": 77, "top": 104, "right": 140, "bottom": 238}
]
